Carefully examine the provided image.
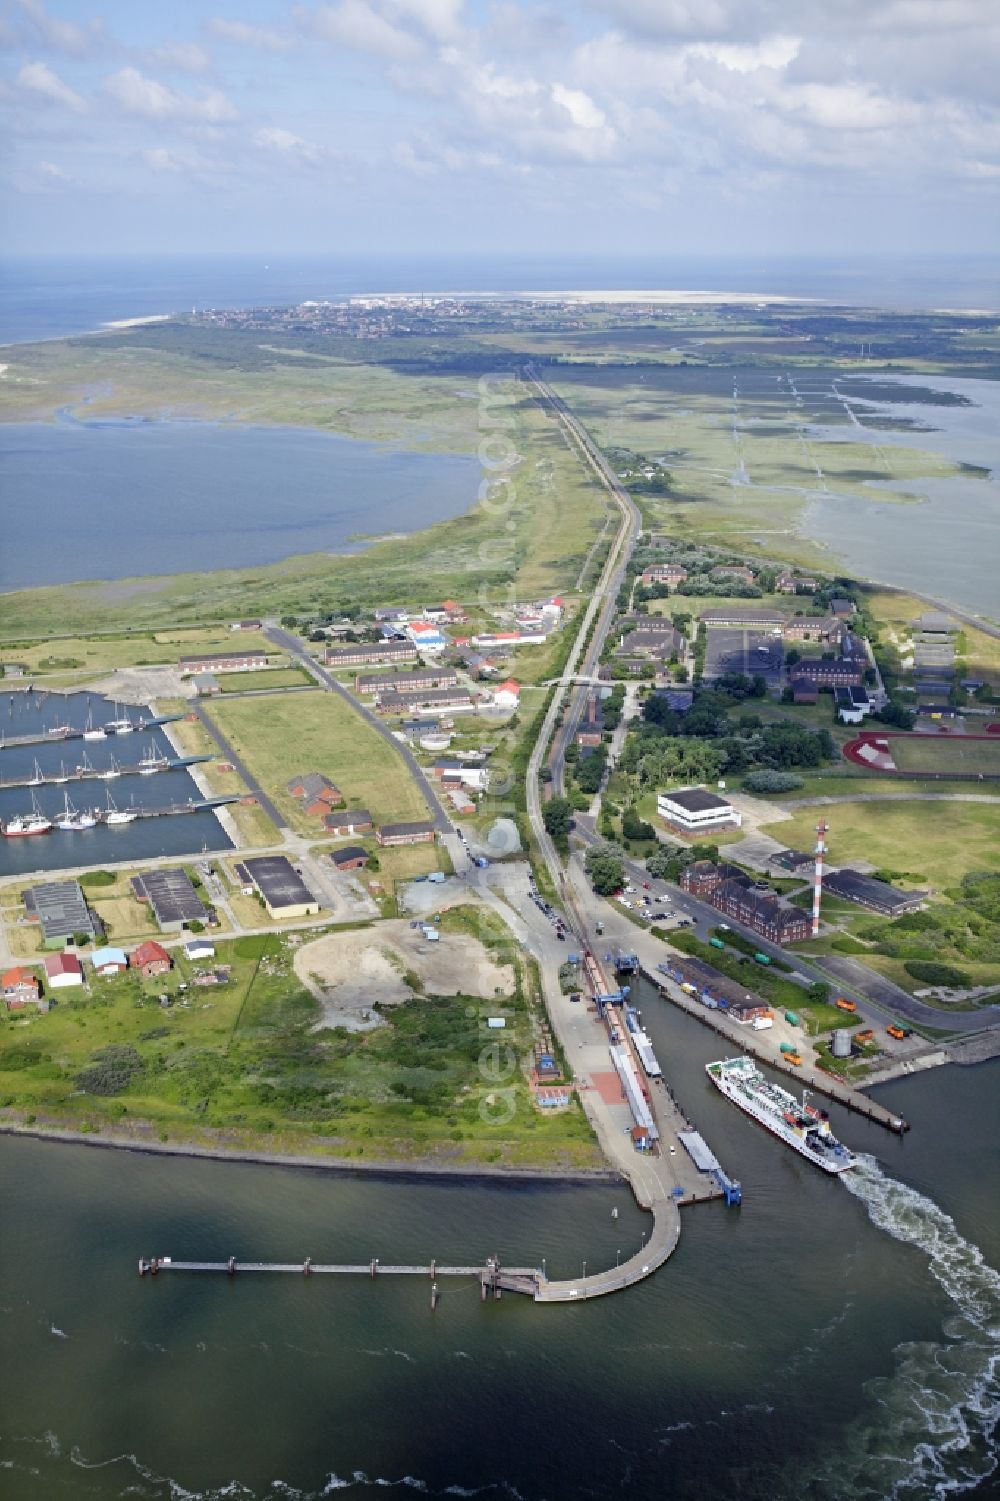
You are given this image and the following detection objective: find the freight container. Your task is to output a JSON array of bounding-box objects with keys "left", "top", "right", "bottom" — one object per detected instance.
[
  {"left": 780, "top": 1041, "right": 797, "bottom": 1054},
  {"left": 751, "top": 1016, "right": 773, "bottom": 1031},
  {"left": 784, "top": 1010, "right": 800, "bottom": 1027}
]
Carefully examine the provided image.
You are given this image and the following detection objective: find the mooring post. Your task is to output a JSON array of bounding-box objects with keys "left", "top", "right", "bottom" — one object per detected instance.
[
  {"left": 431, "top": 1282, "right": 439, "bottom": 1311},
  {"left": 150, "top": 1257, "right": 159, "bottom": 1277},
  {"left": 430, "top": 1259, "right": 436, "bottom": 1279},
  {"left": 370, "top": 1258, "right": 377, "bottom": 1278},
  {"left": 227, "top": 1256, "right": 236, "bottom": 1277},
  {"left": 303, "top": 1257, "right": 312, "bottom": 1277},
  {"left": 138, "top": 1258, "right": 147, "bottom": 1277}
]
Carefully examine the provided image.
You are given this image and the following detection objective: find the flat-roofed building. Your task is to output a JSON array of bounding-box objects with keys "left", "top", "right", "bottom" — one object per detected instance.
[
  {"left": 23, "top": 880, "right": 98, "bottom": 947},
  {"left": 824, "top": 869, "right": 926, "bottom": 916},
  {"left": 131, "top": 868, "right": 209, "bottom": 931},
  {"left": 657, "top": 787, "right": 742, "bottom": 835},
  {"left": 238, "top": 856, "right": 321, "bottom": 919},
  {"left": 375, "top": 686, "right": 475, "bottom": 716},
  {"left": 355, "top": 667, "right": 458, "bottom": 696}
]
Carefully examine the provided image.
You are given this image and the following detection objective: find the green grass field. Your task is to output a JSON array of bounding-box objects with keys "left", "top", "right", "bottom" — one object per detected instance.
[
  {"left": 0, "top": 924, "right": 600, "bottom": 1168},
  {"left": 765, "top": 798, "right": 1000, "bottom": 885},
  {"left": 888, "top": 735, "right": 1000, "bottom": 776},
  {"left": 216, "top": 666, "right": 312, "bottom": 693},
  {"left": 206, "top": 690, "right": 432, "bottom": 833}
]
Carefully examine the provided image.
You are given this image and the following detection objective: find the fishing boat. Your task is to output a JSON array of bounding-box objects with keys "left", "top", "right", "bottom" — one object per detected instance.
[
  {"left": 97, "top": 754, "right": 122, "bottom": 781},
  {"left": 706, "top": 1056, "right": 856, "bottom": 1175},
  {"left": 56, "top": 794, "right": 96, "bottom": 832},
  {"left": 2, "top": 793, "right": 53, "bottom": 837}
]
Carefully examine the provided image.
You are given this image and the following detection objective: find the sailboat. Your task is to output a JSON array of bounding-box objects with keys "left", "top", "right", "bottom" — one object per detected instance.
[
  {"left": 138, "top": 740, "right": 169, "bottom": 775},
  {"left": 56, "top": 794, "right": 96, "bottom": 832},
  {"left": 83, "top": 709, "right": 107, "bottom": 742},
  {"left": 75, "top": 750, "right": 96, "bottom": 775},
  {"left": 52, "top": 761, "right": 69, "bottom": 785},
  {"left": 2, "top": 792, "right": 53, "bottom": 837},
  {"left": 103, "top": 789, "right": 136, "bottom": 826},
  {"left": 97, "top": 754, "right": 122, "bottom": 781},
  {"left": 26, "top": 758, "right": 45, "bottom": 786},
  {"left": 105, "top": 702, "right": 135, "bottom": 734}
]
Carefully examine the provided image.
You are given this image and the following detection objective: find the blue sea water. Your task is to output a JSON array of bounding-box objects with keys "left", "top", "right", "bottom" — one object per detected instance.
[{"left": 2, "top": 253, "right": 999, "bottom": 346}]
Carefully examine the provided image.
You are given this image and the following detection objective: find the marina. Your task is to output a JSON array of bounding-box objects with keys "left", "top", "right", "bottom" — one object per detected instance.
[{"left": 0, "top": 752, "right": 210, "bottom": 790}]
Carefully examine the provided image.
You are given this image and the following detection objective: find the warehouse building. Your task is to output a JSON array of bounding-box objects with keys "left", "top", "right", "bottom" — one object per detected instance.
[
  {"left": 131, "top": 868, "right": 209, "bottom": 931},
  {"left": 823, "top": 869, "right": 926, "bottom": 916},
  {"left": 23, "top": 880, "right": 98, "bottom": 947},
  {"left": 236, "top": 856, "right": 321, "bottom": 919}
]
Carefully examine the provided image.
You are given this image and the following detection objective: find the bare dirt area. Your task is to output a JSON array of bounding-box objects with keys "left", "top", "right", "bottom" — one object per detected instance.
[{"left": 293, "top": 918, "right": 515, "bottom": 1032}]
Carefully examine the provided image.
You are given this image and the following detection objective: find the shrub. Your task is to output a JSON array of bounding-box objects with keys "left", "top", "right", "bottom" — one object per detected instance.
[
  {"left": 79, "top": 870, "right": 116, "bottom": 888},
  {"left": 743, "top": 769, "right": 805, "bottom": 794},
  {"left": 904, "top": 960, "right": 971, "bottom": 987},
  {"left": 77, "top": 1045, "right": 144, "bottom": 1097}
]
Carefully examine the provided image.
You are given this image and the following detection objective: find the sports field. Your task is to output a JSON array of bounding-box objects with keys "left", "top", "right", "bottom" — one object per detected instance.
[{"left": 889, "top": 735, "right": 1000, "bottom": 777}]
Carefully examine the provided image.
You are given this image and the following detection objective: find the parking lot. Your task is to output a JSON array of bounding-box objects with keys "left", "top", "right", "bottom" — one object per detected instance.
[{"left": 704, "top": 626, "right": 784, "bottom": 686}]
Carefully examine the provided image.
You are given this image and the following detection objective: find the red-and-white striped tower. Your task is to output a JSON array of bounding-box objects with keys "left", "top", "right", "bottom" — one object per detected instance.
[{"left": 812, "top": 820, "right": 828, "bottom": 936}]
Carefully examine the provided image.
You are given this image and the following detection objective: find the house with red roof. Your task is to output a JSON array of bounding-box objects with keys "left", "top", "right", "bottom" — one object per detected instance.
[
  {"left": 493, "top": 679, "right": 521, "bottom": 711},
  {"left": 131, "top": 941, "right": 172, "bottom": 978},
  {"left": 2, "top": 966, "right": 45, "bottom": 1010}
]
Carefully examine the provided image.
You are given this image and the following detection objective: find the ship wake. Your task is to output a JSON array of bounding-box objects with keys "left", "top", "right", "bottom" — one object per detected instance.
[{"left": 817, "top": 1153, "right": 1000, "bottom": 1498}]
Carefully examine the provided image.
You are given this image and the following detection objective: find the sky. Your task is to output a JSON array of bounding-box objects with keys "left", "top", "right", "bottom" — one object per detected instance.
[{"left": 2, "top": 0, "right": 999, "bottom": 257}]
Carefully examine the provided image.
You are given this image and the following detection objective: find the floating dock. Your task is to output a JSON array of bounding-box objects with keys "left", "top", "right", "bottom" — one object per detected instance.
[
  {"left": 0, "top": 755, "right": 210, "bottom": 790},
  {"left": 0, "top": 714, "right": 183, "bottom": 752}
]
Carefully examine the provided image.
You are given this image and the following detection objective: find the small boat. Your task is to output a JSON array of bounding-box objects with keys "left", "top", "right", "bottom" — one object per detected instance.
[
  {"left": 56, "top": 793, "right": 96, "bottom": 832},
  {"left": 105, "top": 703, "right": 135, "bottom": 734},
  {"left": 97, "top": 754, "right": 122, "bottom": 781},
  {"left": 75, "top": 750, "right": 96, "bottom": 775},
  {"left": 46, "top": 720, "right": 73, "bottom": 738},
  {"left": 26, "top": 758, "right": 45, "bottom": 786},
  {"left": 102, "top": 789, "right": 136, "bottom": 826},
  {"left": 83, "top": 710, "right": 107, "bottom": 742},
  {"left": 52, "top": 761, "right": 69, "bottom": 785},
  {"left": 138, "top": 741, "right": 169, "bottom": 775},
  {"left": 2, "top": 793, "right": 53, "bottom": 837}
]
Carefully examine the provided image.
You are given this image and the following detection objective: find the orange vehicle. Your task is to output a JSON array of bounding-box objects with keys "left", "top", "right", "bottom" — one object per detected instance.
[
  {"left": 835, "top": 998, "right": 857, "bottom": 1013},
  {"left": 886, "top": 1024, "right": 912, "bottom": 1041},
  {"left": 855, "top": 1029, "right": 875, "bottom": 1043},
  {"left": 785, "top": 1052, "right": 802, "bottom": 1066}
]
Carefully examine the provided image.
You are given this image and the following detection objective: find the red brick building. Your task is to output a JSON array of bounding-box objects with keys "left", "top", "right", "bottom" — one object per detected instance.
[{"left": 131, "top": 941, "right": 172, "bottom": 978}]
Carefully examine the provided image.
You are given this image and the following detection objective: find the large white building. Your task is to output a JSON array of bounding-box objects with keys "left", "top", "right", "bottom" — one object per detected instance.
[{"left": 656, "top": 787, "right": 742, "bottom": 836}]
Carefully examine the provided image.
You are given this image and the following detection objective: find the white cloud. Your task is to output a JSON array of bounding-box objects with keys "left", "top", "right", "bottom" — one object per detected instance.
[
  {"left": 300, "top": 1, "right": 421, "bottom": 60},
  {"left": 37, "top": 158, "right": 71, "bottom": 181},
  {"left": 143, "top": 42, "right": 213, "bottom": 75},
  {"left": 15, "top": 0, "right": 104, "bottom": 57},
  {"left": 105, "top": 67, "right": 238, "bottom": 124},
  {"left": 208, "top": 18, "right": 293, "bottom": 52},
  {"left": 254, "top": 126, "right": 328, "bottom": 166},
  {"left": 16, "top": 59, "right": 86, "bottom": 111},
  {"left": 550, "top": 83, "right": 606, "bottom": 130},
  {"left": 143, "top": 146, "right": 184, "bottom": 172}
]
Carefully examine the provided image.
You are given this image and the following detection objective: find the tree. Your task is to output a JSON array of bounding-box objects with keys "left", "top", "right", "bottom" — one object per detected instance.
[
  {"left": 750, "top": 674, "right": 768, "bottom": 698},
  {"left": 744, "top": 769, "right": 804, "bottom": 793},
  {"left": 585, "top": 842, "right": 625, "bottom": 896},
  {"left": 280, "top": 615, "right": 298, "bottom": 628},
  {"left": 876, "top": 701, "right": 915, "bottom": 730},
  {"left": 622, "top": 806, "right": 656, "bottom": 842},
  {"left": 808, "top": 981, "right": 830, "bottom": 1004},
  {"left": 645, "top": 847, "right": 674, "bottom": 880},
  {"left": 542, "top": 797, "right": 573, "bottom": 850}
]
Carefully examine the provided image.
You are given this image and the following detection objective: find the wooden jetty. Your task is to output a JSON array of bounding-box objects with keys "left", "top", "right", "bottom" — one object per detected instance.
[{"left": 140, "top": 1254, "right": 543, "bottom": 1300}]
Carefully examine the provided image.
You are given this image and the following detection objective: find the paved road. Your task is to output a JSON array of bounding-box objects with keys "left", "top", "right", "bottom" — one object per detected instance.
[
  {"left": 818, "top": 954, "right": 1000, "bottom": 1033},
  {"left": 193, "top": 703, "right": 285, "bottom": 828},
  {"left": 264, "top": 626, "right": 451, "bottom": 835}
]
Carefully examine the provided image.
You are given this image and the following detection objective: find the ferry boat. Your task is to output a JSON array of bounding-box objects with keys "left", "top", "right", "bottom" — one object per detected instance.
[
  {"left": 56, "top": 794, "right": 97, "bottom": 832},
  {"left": 706, "top": 1056, "right": 856, "bottom": 1175},
  {"left": 3, "top": 795, "right": 53, "bottom": 837},
  {"left": 625, "top": 1006, "right": 662, "bottom": 1079}
]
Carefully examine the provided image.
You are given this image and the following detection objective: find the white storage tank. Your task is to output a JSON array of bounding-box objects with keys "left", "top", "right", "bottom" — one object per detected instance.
[{"left": 831, "top": 1028, "right": 852, "bottom": 1059}]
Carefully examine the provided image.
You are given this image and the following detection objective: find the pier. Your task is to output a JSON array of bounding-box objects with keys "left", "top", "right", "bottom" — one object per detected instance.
[
  {"left": 645, "top": 961, "right": 910, "bottom": 1133},
  {"left": 0, "top": 713, "right": 183, "bottom": 752},
  {"left": 0, "top": 755, "right": 211, "bottom": 790}
]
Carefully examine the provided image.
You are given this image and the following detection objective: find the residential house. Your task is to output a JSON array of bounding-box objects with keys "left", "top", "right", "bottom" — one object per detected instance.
[
  {"left": 323, "top": 809, "right": 374, "bottom": 836},
  {"left": 493, "top": 679, "right": 521, "bottom": 711},
  {"left": 286, "top": 773, "right": 343, "bottom": 817},
  {"left": 131, "top": 941, "right": 172, "bottom": 978},
  {"left": 2, "top": 966, "right": 44, "bottom": 1009},
  {"left": 330, "top": 846, "right": 369, "bottom": 871},
  {"left": 184, "top": 938, "right": 216, "bottom": 961},
  {"left": 376, "top": 821, "right": 437, "bottom": 847},
  {"left": 639, "top": 564, "right": 688, "bottom": 588},
  {"left": 90, "top": 945, "right": 128, "bottom": 977}
]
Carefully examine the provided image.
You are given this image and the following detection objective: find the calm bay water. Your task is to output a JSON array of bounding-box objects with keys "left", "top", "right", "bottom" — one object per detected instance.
[
  {"left": 0, "top": 421, "right": 480, "bottom": 590},
  {"left": 0, "top": 689, "right": 231, "bottom": 877},
  {"left": 801, "top": 374, "right": 1000, "bottom": 618},
  {"left": 1, "top": 990, "right": 996, "bottom": 1501}
]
